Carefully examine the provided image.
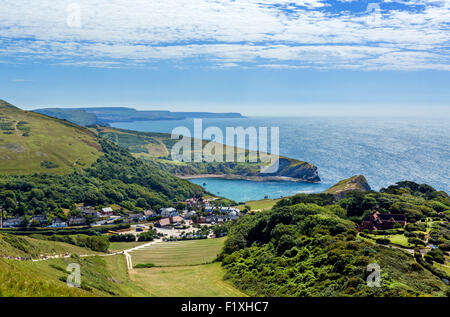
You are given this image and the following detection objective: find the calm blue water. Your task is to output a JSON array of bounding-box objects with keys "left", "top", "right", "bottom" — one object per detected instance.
[
  {"left": 112, "top": 116, "right": 450, "bottom": 202},
  {"left": 188, "top": 178, "right": 331, "bottom": 203}
]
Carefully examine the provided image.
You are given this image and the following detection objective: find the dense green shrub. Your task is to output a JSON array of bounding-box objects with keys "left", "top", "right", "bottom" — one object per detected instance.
[
  {"left": 109, "top": 234, "right": 135, "bottom": 242},
  {"left": 375, "top": 238, "right": 390, "bottom": 245},
  {"left": 137, "top": 230, "right": 157, "bottom": 242}
]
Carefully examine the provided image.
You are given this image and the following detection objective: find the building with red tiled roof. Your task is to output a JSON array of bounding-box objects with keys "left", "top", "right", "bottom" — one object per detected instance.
[{"left": 359, "top": 211, "right": 406, "bottom": 232}]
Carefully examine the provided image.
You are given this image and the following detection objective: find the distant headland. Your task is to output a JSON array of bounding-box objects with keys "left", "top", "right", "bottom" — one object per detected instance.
[{"left": 33, "top": 107, "right": 246, "bottom": 126}]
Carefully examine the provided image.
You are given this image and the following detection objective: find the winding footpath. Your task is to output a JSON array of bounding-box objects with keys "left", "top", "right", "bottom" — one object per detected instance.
[{"left": 4, "top": 238, "right": 165, "bottom": 271}]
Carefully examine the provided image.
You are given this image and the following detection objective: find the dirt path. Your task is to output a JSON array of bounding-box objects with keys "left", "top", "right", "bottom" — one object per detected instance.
[{"left": 4, "top": 238, "right": 165, "bottom": 266}]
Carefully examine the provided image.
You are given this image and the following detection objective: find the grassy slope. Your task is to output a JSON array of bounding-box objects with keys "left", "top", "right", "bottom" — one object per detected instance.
[
  {"left": 0, "top": 234, "right": 243, "bottom": 297},
  {"left": 130, "top": 263, "right": 246, "bottom": 297},
  {"left": 1, "top": 254, "right": 150, "bottom": 297},
  {"left": 128, "top": 237, "right": 246, "bottom": 297},
  {"left": 0, "top": 100, "right": 102, "bottom": 175},
  {"left": 0, "top": 232, "right": 150, "bottom": 297},
  {"left": 0, "top": 234, "right": 100, "bottom": 258},
  {"left": 129, "top": 237, "right": 226, "bottom": 267},
  {"left": 324, "top": 174, "right": 371, "bottom": 195},
  {"left": 0, "top": 258, "right": 92, "bottom": 297}
]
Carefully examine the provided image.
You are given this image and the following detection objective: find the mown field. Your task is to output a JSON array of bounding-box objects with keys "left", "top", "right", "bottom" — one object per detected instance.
[
  {"left": 130, "top": 263, "right": 246, "bottom": 297},
  {"left": 0, "top": 233, "right": 243, "bottom": 297},
  {"left": 108, "top": 241, "right": 148, "bottom": 252},
  {"left": 128, "top": 237, "right": 246, "bottom": 297},
  {"left": 129, "top": 237, "right": 226, "bottom": 267}
]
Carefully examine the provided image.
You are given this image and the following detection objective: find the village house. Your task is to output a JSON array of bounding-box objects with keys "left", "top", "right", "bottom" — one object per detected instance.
[
  {"left": 359, "top": 211, "right": 407, "bottom": 232},
  {"left": 68, "top": 217, "right": 86, "bottom": 226},
  {"left": 185, "top": 198, "right": 199, "bottom": 207},
  {"left": 155, "top": 217, "right": 171, "bottom": 228},
  {"left": 101, "top": 207, "right": 114, "bottom": 216},
  {"left": 170, "top": 215, "right": 184, "bottom": 224},
  {"left": 78, "top": 206, "right": 98, "bottom": 218},
  {"left": 160, "top": 207, "right": 178, "bottom": 218},
  {"left": 182, "top": 210, "right": 196, "bottom": 219},
  {"left": 31, "top": 215, "right": 48, "bottom": 225},
  {"left": 143, "top": 210, "right": 157, "bottom": 220},
  {"left": 128, "top": 213, "right": 145, "bottom": 223},
  {"left": 105, "top": 215, "right": 122, "bottom": 224},
  {"left": 194, "top": 216, "right": 209, "bottom": 224},
  {"left": 49, "top": 218, "right": 67, "bottom": 228},
  {"left": 92, "top": 220, "right": 107, "bottom": 227},
  {"left": 2, "top": 217, "right": 24, "bottom": 228}
]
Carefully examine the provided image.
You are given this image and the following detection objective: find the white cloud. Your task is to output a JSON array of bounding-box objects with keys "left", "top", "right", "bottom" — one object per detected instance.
[{"left": 0, "top": 0, "right": 448, "bottom": 70}]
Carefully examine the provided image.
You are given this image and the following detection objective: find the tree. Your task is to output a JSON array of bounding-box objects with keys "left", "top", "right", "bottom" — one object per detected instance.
[
  {"left": 176, "top": 202, "right": 186, "bottom": 211},
  {"left": 136, "top": 198, "right": 148, "bottom": 208},
  {"left": 19, "top": 215, "right": 30, "bottom": 228}
]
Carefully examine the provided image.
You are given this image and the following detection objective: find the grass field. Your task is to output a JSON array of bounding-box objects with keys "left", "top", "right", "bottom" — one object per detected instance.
[
  {"left": 108, "top": 241, "right": 147, "bottom": 252},
  {"left": 128, "top": 237, "right": 245, "bottom": 297},
  {"left": 129, "top": 238, "right": 226, "bottom": 267},
  {"left": 387, "top": 234, "right": 413, "bottom": 247},
  {"left": 0, "top": 235, "right": 245, "bottom": 297},
  {"left": 130, "top": 262, "right": 246, "bottom": 297},
  {"left": 236, "top": 198, "right": 281, "bottom": 212}
]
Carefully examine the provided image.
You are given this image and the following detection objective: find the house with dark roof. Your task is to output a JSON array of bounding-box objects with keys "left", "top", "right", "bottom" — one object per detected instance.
[
  {"left": 68, "top": 217, "right": 86, "bottom": 226},
  {"left": 359, "top": 211, "right": 407, "bottom": 232}
]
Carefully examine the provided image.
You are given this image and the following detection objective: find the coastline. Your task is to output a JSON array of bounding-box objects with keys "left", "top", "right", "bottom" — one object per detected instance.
[{"left": 177, "top": 174, "right": 319, "bottom": 183}]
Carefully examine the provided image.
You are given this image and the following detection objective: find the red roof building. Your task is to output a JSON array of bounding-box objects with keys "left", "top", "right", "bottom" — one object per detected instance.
[{"left": 359, "top": 211, "right": 406, "bottom": 232}]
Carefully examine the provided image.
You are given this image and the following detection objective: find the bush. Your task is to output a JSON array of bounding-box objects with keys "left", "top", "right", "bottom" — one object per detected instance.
[
  {"left": 109, "top": 234, "right": 135, "bottom": 242},
  {"left": 375, "top": 238, "right": 390, "bottom": 245},
  {"left": 137, "top": 230, "right": 156, "bottom": 242},
  {"left": 134, "top": 263, "right": 155, "bottom": 268},
  {"left": 427, "top": 249, "right": 445, "bottom": 264},
  {"left": 40, "top": 160, "right": 59, "bottom": 169},
  {"left": 407, "top": 238, "right": 426, "bottom": 246}
]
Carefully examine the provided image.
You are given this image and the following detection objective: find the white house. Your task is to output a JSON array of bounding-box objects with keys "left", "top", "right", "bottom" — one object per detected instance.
[{"left": 160, "top": 207, "right": 178, "bottom": 218}]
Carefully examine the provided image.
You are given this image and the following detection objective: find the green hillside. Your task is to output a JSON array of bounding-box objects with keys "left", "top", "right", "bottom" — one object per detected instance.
[
  {"left": 0, "top": 100, "right": 204, "bottom": 220},
  {"left": 91, "top": 125, "right": 320, "bottom": 182},
  {"left": 220, "top": 182, "right": 450, "bottom": 297},
  {"left": 324, "top": 175, "right": 372, "bottom": 199},
  {"left": 0, "top": 100, "right": 102, "bottom": 175},
  {"left": 0, "top": 233, "right": 101, "bottom": 258},
  {"left": 0, "top": 233, "right": 242, "bottom": 297},
  {"left": 0, "top": 253, "right": 147, "bottom": 297}
]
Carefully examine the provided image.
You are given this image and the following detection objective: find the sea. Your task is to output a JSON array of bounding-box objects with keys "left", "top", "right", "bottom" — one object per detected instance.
[{"left": 112, "top": 116, "right": 450, "bottom": 202}]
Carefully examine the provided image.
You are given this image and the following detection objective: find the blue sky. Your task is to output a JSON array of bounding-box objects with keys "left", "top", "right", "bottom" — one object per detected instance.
[{"left": 0, "top": 0, "right": 449, "bottom": 116}]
